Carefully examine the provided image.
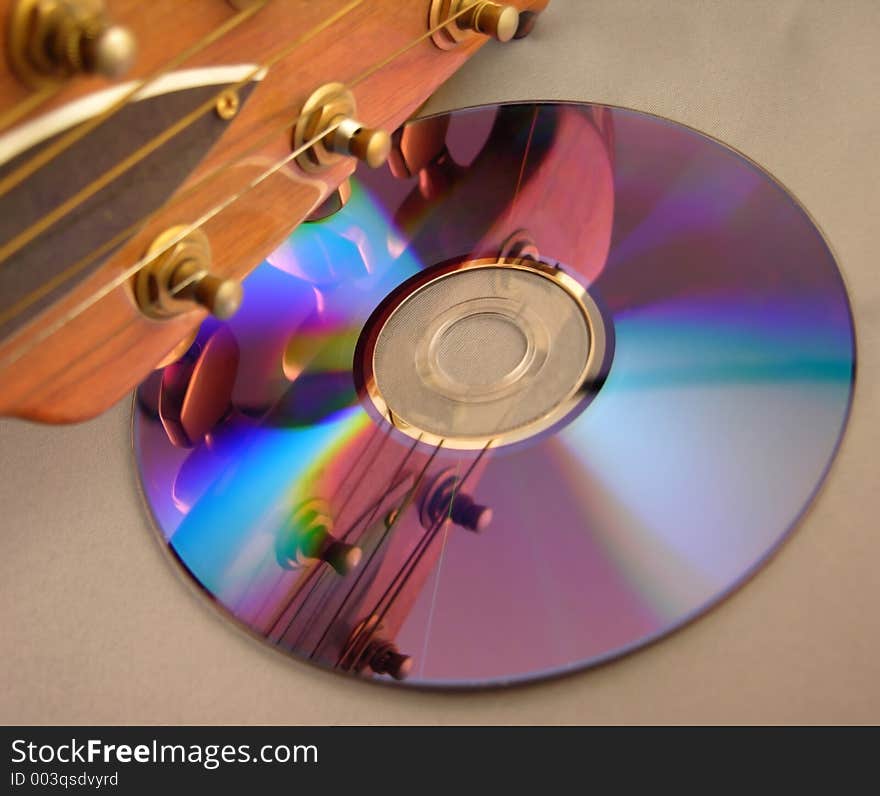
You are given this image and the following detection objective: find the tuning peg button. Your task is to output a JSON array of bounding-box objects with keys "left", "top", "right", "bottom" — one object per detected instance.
[
  {"left": 293, "top": 83, "right": 391, "bottom": 172},
  {"left": 458, "top": 2, "right": 520, "bottom": 42},
  {"left": 330, "top": 118, "right": 391, "bottom": 169},
  {"left": 83, "top": 23, "right": 137, "bottom": 78},
  {"left": 430, "top": 0, "right": 521, "bottom": 49}
]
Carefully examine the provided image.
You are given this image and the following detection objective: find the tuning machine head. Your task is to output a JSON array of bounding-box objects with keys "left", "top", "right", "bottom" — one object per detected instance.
[
  {"left": 134, "top": 226, "right": 243, "bottom": 322},
  {"left": 292, "top": 83, "right": 391, "bottom": 173},
  {"left": 429, "top": 0, "right": 524, "bottom": 50},
  {"left": 8, "top": 0, "right": 137, "bottom": 87}
]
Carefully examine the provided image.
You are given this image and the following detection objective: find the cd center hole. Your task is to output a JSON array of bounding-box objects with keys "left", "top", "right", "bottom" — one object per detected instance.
[{"left": 434, "top": 312, "right": 529, "bottom": 388}]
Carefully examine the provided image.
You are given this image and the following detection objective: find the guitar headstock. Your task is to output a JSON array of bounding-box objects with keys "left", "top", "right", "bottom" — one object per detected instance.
[{"left": 0, "top": 0, "right": 549, "bottom": 423}]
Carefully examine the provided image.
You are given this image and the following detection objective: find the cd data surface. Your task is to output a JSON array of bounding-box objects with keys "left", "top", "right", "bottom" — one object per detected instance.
[{"left": 133, "top": 103, "right": 855, "bottom": 688}]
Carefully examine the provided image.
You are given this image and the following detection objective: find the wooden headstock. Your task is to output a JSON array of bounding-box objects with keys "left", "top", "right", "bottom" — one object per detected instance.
[{"left": 0, "top": 0, "right": 549, "bottom": 423}]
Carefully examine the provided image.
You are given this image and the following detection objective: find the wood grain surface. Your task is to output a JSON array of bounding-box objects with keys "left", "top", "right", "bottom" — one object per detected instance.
[{"left": 0, "top": 0, "right": 547, "bottom": 422}]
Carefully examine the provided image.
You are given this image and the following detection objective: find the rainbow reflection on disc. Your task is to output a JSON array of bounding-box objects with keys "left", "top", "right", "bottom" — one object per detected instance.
[{"left": 133, "top": 103, "right": 855, "bottom": 688}]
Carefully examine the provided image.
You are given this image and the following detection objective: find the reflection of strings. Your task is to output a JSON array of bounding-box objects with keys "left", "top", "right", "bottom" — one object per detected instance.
[
  {"left": 273, "top": 435, "right": 424, "bottom": 649},
  {"left": 330, "top": 422, "right": 392, "bottom": 515},
  {"left": 282, "top": 441, "right": 428, "bottom": 644},
  {"left": 308, "top": 438, "right": 442, "bottom": 661},
  {"left": 331, "top": 111, "right": 542, "bottom": 674},
  {"left": 241, "top": 422, "right": 381, "bottom": 633},
  {"left": 337, "top": 444, "right": 488, "bottom": 672},
  {"left": 416, "top": 468, "right": 457, "bottom": 679},
  {"left": 506, "top": 105, "right": 539, "bottom": 225}
]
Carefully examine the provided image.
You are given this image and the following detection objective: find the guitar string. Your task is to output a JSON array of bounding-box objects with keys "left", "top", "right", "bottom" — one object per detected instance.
[
  {"left": 0, "top": 83, "right": 62, "bottom": 135},
  {"left": 308, "top": 437, "right": 441, "bottom": 661},
  {"left": 0, "top": 0, "right": 270, "bottom": 199},
  {"left": 0, "top": 0, "right": 472, "bottom": 283},
  {"left": 0, "top": 116, "right": 345, "bottom": 380},
  {"left": 0, "top": 0, "right": 365, "bottom": 266},
  {"left": 8, "top": 3, "right": 497, "bottom": 663},
  {"left": 0, "top": 1, "right": 484, "bottom": 371}
]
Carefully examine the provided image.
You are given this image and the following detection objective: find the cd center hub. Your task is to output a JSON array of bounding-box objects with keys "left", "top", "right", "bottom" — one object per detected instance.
[{"left": 354, "top": 257, "right": 614, "bottom": 450}]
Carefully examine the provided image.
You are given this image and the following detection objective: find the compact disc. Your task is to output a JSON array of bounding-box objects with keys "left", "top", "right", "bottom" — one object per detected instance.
[{"left": 133, "top": 102, "right": 855, "bottom": 688}]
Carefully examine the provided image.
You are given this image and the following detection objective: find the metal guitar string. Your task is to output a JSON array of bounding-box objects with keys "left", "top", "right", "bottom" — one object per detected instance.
[
  {"left": 0, "top": 2, "right": 486, "bottom": 380},
  {"left": 0, "top": 0, "right": 367, "bottom": 330},
  {"left": 0, "top": 0, "right": 270, "bottom": 201},
  {"left": 0, "top": 0, "right": 362, "bottom": 266}
]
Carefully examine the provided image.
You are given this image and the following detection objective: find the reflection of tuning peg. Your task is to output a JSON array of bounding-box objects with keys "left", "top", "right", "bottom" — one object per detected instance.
[
  {"left": 448, "top": 493, "right": 493, "bottom": 533},
  {"left": 345, "top": 617, "right": 412, "bottom": 680},
  {"left": 388, "top": 116, "right": 462, "bottom": 200},
  {"left": 388, "top": 116, "right": 451, "bottom": 179},
  {"left": 275, "top": 499, "right": 362, "bottom": 576},
  {"left": 158, "top": 322, "right": 239, "bottom": 448},
  {"left": 172, "top": 409, "right": 258, "bottom": 513},
  {"left": 419, "top": 468, "right": 493, "bottom": 533},
  {"left": 363, "top": 638, "right": 412, "bottom": 681},
  {"left": 500, "top": 229, "right": 540, "bottom": 261}
]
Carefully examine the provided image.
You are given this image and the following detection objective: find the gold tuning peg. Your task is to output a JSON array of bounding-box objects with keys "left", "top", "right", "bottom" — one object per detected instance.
[
  {"left": 429, "top": 0, "right": 521, "bottom": 49},
  {"left": 9, "top": 0, "right": 137, "bottom": 87},
  {"left": 293, "top": 83, "right": 391, "bottom": 173},
  {"left": 331, "top": 118, "right": 391, "bottom": 169},
  {"left": 457, "top": 2, "right": 520, "bottom": 42},
  {"left": 134, "top": 227, "right": 243, "bottom": 321}
]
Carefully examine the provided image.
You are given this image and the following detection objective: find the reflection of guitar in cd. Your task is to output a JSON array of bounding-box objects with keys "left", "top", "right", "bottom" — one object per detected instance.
[
  {"left": 136, "top": 102, "right": 617, "bottom": 682},
  {"left": 135, "top": 101, "right": 854, "bottom": 687}
]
